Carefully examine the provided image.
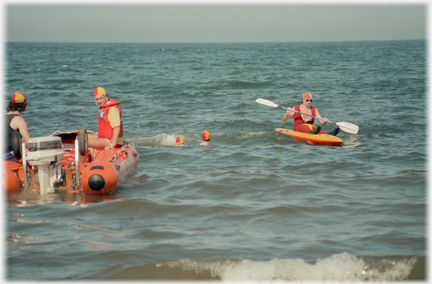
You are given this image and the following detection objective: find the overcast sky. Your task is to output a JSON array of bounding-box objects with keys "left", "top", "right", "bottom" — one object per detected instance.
[{"left": 3, "top": 2, "right": 428, "bottom": 43}]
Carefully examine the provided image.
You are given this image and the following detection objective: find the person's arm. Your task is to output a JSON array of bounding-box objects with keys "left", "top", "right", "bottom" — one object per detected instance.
[
  {"left": 107, "top": 107, "right": 121, "bottom": 147},
  {"left": 111, "top": 127, "right": 120, "bottom": 147},
  {"left": 282, "top": 107, "right": 295, "bottom": 122},
  {"left": 314, "top": 109, "right": 328, "bottom": 125}
]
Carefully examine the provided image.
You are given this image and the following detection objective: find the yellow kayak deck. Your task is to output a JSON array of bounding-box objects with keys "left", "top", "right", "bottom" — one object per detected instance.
[{"left": 275, "top": 128, "right": 343, "bottom": 146}]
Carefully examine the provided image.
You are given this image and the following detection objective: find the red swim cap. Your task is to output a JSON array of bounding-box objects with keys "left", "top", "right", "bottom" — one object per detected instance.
[
  {"left": 94, "top": 87, "right": 107, "bottom": 97},
  {"left": 302, "top": 92, "right": 313, "bottom": 100},
  {"left": 176, "top": 137, "right": 184, "bottom": 144},
  {"left": 201, "top": 130, "right": 211, "bottom": 141},
  {"left": 11, "top": 92, "right": 26, "bottom": 103}
]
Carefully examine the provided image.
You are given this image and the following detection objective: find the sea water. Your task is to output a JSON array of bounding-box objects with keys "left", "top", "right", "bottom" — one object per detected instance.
[{"left": 4, "top": 40, "right": 426, "bottom": 280}]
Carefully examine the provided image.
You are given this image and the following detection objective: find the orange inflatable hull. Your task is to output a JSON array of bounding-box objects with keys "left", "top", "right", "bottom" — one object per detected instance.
[
  {"left": 80, "top": 144, "right": 139, "bottom": 195},
  {"left": 3, "top": 131, "right": 139, "bottom": 196},
  {"left": 2, "top": 160, "right": 24, "bottom": 196},
  {"left": 55, "top": 130, "right": 139, "bottom": 195}
]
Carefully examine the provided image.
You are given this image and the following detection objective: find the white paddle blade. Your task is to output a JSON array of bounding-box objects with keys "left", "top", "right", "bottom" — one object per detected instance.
[
  {"left": 255, "top": 98, "right": 280, "bottom": 108},
  {"left": 336, "top": 121, "right": 359, "bottom": 134}
]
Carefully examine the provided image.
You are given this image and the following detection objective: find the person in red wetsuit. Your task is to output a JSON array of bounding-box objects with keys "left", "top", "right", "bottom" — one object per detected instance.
[
  {"left": 87, "top": 87, "right": 124, "bottom": 149},
  {"left": 282, "top": 92, "right": 339, "bottom": 136}
]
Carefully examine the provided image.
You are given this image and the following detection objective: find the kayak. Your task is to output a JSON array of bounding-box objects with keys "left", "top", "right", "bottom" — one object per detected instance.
[
  {"left": 2, "top": 128, "right": 139, "bottom": 196},
  {"left": 275, "top": 128, "right": 343, "bottom": 146}
]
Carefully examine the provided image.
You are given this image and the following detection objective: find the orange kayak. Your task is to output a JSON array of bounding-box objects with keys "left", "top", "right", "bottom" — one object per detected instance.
[{"left": 275, "top": 128, "right": 343, "bottom": 146}]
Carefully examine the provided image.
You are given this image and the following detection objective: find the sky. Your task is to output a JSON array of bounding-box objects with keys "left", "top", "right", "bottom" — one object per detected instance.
[{"left": 3, "top": 1, "right": 427, "bottom": 43}]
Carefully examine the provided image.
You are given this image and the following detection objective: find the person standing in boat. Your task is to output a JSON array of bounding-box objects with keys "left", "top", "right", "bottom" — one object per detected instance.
[
  {"left": 282, "top": 92, "right": 339, "bottom": 136},
  {"left": 88, "top": 87, "right": 124, "bottom": 150},
  {"left": 4, "top": 92, "right": 31, "bottom": 161}
]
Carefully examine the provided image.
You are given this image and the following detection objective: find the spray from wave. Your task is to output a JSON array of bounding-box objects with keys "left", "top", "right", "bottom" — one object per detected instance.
[
  {"left": 132, "top": 134, "right": 196, "bottom": 147},
  {"left": 102, "top": 252, "right": 422, "bottom": 281}
]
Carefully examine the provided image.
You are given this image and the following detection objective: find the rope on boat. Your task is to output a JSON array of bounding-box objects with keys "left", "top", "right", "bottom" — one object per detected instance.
[{"left": 109, "top": 143, "right": 130, "bottom": 162}]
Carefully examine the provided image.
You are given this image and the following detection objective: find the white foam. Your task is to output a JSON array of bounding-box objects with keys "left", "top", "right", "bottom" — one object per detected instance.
[
  {"left": 133, "top": 134, "right": 189, "bottom": 146},
  {"left": 342, "top": 136, "right": 362, "bottom": 148},
  {"left": 165, "top": 252, "right": 416, "bottom": 281},
  {"left": 238, "top": 132, "right": 268, "bottom": 138}
]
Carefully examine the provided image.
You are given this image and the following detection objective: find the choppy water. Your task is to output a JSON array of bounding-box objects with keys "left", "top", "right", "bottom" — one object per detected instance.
[{"left": 4, "top": 40, "right": 426, "bottom": 280}]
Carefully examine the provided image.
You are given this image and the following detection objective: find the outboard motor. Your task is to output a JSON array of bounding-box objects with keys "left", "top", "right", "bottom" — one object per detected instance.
[{"left": 26, "top": 136, "right": 64, "bottom": 194}]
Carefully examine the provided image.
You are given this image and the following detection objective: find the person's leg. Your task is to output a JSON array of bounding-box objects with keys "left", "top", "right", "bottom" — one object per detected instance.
[
  {"left": 4, "top": 152, "right": 17, "bottom": 162},
  {"left": 327, "top": 127, "right": 340, "bottom": 136},
  {"left": 294, "top": 124, "right": 323, "bottom": 134},
  {"left": 294, "top": 124, "right": 313, "bottom": 133},
  {"left": 88, "top": 137, "right": 111, "bottom": 149},
  {"left": 79, "top": 133, "right": 111, "bottom": 163}
]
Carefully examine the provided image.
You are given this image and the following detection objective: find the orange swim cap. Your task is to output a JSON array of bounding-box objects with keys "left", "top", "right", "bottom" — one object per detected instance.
[
  {"left": 94, "top": 87, "right": 107, "bottom": 97},
  {"left": 11, "top": 92, "right": 26, "bottom": 103},
  {"left": 176, "top": 137, "right": 185, "bottom": 145},
  {"left": 201, "top": 130, "right": 211, "bottom": 141},
  {"left": 302, "top": 92, "right": 313, "bottom": 100}
]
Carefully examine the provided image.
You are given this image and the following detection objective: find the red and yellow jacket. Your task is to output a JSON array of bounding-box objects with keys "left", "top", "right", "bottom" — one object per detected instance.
[{"left": 98, "top": 99, "right": 123, "bottom": 144}]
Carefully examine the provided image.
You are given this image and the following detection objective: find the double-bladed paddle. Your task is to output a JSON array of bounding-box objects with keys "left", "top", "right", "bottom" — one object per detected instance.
[{"left": 255, "top": 98, "right": 359, "bottom": 135}]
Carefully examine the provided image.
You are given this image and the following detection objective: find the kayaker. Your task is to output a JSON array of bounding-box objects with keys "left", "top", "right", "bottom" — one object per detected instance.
[
  {"left": 5, "top": 92, "right": 31, "bottom": 161},
  {"left": 88, "top": 87, "right": 124, "bottom": 150},
  {"left": 282, "top": 92, "right": 339, "bottom": 136},
  {"left": 176, "top": 136, "right": 185, "bottom": 147},
  {"left": 197, "top": 130, "right": 211, "bottom": 147}
]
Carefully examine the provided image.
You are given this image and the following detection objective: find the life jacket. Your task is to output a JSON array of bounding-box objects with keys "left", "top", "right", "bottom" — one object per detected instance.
[
  {"left": 98, "top": 99, "right": 123, "bottom": 143},
  {"left": 294, "top": 105, "right": 316, "bottom": 126}
]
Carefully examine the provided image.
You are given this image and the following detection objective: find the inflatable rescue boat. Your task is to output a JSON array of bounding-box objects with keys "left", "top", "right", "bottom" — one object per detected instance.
[{"left": 2, "top": 128, "right": 139, "bottom": 196}]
